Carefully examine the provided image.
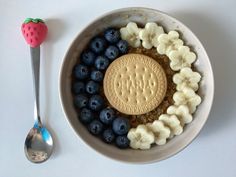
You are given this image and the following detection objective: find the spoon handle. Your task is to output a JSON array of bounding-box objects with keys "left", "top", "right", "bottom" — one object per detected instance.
[
  {"left": 21, "top": 18, "right": 47, "bottom": 126},
  {"left": 30, "top": 47, "right": 42, "bottom": 125}
]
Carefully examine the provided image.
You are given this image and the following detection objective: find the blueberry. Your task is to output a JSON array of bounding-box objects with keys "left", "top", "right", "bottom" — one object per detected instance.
[
  {"left": 85, "top": 80, "right": 100, "bottom": 94},
  {"left": 105, "top": 45, "right": 119, "bottom": 60},
  {"left": 99, "top": 108, "right": 115, "bottom": 125},
  {"left": 81, "top": 50, "right": 96, "bottom": 66},
  {"left": 74, "top": 94, "right": 88, "bottom": 109},
  {"left": 89, "top": 95, "right": 104, "bottom": 111},
  {"left": 79, "top": 108, "right": 94, "bottom": 124},
  {"left": 88, "top": 120, "right": 104, "bottom": 135},
  {"left": 90, "top": 70, "right": 104, "bottom": 82},
  {"left": 94, "top": 56, "right": 109, "bottom": 70},
  {"left": 74, "top": 64, "right": 89, "bottom": 80},
  {"left": 115, "top": 136, "right": 130, "bottom": 149},
  {"left": 90, "top": 37, "right": 107, "bottom": 54},
  {"left": 112, "top": 117, "right": 130, "bottom": 135},
  {"left": 116, "top": 40, "right": 129, "bottom": 54},
  {"left": 104, "top": 28, "right": 120, "bottom": 43},
  {"left": 72, "top": 81, "right": 85, "bottom": 94},
  {"left": 103, "top": 129, "right": 115, "bottom": 143}
]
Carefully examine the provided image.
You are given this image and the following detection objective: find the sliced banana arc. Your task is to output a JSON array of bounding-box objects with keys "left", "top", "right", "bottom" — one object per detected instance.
[{"left": 119, "top": 22, "right": 202, "bottom": 149}]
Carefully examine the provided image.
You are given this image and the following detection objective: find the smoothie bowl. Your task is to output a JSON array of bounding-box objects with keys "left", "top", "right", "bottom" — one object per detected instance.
[{"left": 59, "top": 7, "right": 214, "bottom": 163}]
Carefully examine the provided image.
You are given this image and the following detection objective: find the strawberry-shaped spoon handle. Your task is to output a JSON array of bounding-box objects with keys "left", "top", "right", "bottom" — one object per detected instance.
[
  {"left": 21, "top": 18, "right": 47, "bottom": 125},
  {"left": 21, "top": 18, "right": 48, "bottom": 48}
]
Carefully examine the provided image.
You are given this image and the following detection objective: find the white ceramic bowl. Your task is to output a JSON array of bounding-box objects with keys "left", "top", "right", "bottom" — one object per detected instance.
[{"left": 59, "top": 7, "right": 214, "bottom": 163}]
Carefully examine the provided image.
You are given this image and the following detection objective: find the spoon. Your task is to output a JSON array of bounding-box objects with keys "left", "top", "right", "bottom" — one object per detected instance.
[{"left": 21, "top": 18, "right": 53, "bottom": 163}]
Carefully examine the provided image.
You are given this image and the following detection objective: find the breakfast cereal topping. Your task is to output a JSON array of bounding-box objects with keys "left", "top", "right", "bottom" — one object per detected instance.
[
  {"left": 120, "top": 22, "right": 141, "bottom": 47},
  {"left": 72, "top": 22, "right": 202, "bottom": 150},
  {"left": 139, "top": 22, "right": 164, "bottom": 49},
  {"left": 157, "top": 31, "right": 184, "bottom": 55},
  {"left": 173, "top": 87, "right": 201, "bottom": 113},
  {"left": 127, "top": 125, "right": 155, "bottom": 150},
  {"left": 159, "top": 114, "right": 183, "bottom": 136},
  {"left": 167, "top": 105, "right": 192, "bottom": 125},
  {"left": 146, "top": 120, "right": 170, "bottom": 145},
  {"left": 169, "top": 46, "right": 196, "bottom": 71},
  {"left": 173, "top": 67, "right": 201, "bottom": 91},
  {"left": 103, "top": 53, "right": 167, "bottom": 115}
]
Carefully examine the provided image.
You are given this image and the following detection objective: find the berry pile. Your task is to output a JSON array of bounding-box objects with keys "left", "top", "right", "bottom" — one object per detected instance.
[{"left": 72, "top": 28, "right": 130, "bottom": 149}]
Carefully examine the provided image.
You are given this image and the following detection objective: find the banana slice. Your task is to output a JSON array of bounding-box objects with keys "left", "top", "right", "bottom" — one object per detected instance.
[
  {"left": 167, "top": 105, "right": 192, "bottom": 125},
  {"left": 157, "top": 31, "right": 184, "bottom": 55},
  {"left": 173, "top": 67, "right": 201, "bottom": 91},
  {"left": 169, "top": 46, "right": 196, "bottom": 71},
  {"left": 159, "top": 114, "right": 183, "bottom": 136},
  {"left": 173, "top": 87, "right": 201, "bottom": 113},
  {"left": 146, "top": 120, "right": 170, "bottom": 145},
  {"left": 120, "top": 22, "right": 141, "bottom": 48},
  {"left": 127, "top": 125, "right": 155, "bottom": 150},
  {"left": 139, "top": 22, "right": 164, "bottom": 49}
]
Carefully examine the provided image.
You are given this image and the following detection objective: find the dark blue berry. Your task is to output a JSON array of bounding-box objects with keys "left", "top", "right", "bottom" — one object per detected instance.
[
  {"left": 104, "top": 28, "right": 120, "bottom": 43},
  {"left": 94, "top": 56, "right": 109, "bottom": 70},
  {"left": 115, "top": 136, "right": 130, "bottom": 149},
  {"left": 99, "top": 108, "right": 115, "bottom": 125},
  {"left": 74, "top": 94, "right": 88, "bottom": 109},
  {"left": 112, "top": 117, "right": 130, "bottom": 135},
  {"left": 90, "top": 70, "right": 104, "bottom": 82},
  {"left": 79, "top": 108, "right": 94, "bottom": 124},
  {"left": 85, "top": 80, "right": 100, "bottom": 94},
  {"left": 88, "top": 120, "right": 104, "bottom": 135},
  {"left": 74, "top": 64, "right": 89, "bottom": 80},
  {"left": 81, "top": 50, "right": 96, "bottom": 66},
  {"left": 116, "top": 40, "right": 129, "bottom": 54},
  {"left": 103, "top": 129, "right": 115, "bottom": 143},
  {"left": 89, "top": 95, "right": 104, "bottom": 111},
  {"left": 105, "top": 45, "right": 119, "bottom": 60},
  {"left": 72, "top": 81, "right": 85, "bottom": 94},
  {"left": 90, "top": 37, "right": 107, "bottom": 54}
]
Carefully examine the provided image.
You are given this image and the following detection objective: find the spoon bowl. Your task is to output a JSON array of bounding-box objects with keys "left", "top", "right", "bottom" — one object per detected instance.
[{"left": 24, "top": 123, "right": 53, "bottom": 163}]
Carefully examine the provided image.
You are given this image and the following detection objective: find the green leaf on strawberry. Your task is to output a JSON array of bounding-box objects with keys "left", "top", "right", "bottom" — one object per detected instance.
[
  {"left": 24, "top": 18, "right": 33, "bottom": 24},
  {"left": 24, "top": 18, "right": 44, "bottom": 24}
]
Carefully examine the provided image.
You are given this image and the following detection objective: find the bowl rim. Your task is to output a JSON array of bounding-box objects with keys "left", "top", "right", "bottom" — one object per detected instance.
[{"left": 59, "top": 7, "right": 215, "bottom": 164}]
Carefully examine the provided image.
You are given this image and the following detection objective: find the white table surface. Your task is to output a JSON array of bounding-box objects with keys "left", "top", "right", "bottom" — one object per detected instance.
[{"left": 1, "top": 0, "right": 236, "bottom": 176}]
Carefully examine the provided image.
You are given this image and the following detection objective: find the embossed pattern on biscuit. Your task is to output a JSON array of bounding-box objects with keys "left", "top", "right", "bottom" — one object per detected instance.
[{"left": 103, "top": 54, "right": 167, "bottom": 115}]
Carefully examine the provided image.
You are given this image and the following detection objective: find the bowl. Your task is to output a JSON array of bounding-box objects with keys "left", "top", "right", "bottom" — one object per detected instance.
[{"left": 59, "top": 7, "right": 214, "bottom": 163}]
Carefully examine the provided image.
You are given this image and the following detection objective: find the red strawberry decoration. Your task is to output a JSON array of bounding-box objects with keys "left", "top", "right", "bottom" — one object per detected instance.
[{"left": 21, "top": 18, "right": 48, "bottom": 48}]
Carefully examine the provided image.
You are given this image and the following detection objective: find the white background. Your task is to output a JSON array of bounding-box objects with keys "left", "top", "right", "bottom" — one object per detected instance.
[{"left": 1, "top": 0, "right": 236, "bottom": 176}]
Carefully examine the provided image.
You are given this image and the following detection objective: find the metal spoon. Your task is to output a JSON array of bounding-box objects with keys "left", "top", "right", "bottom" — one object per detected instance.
[{"left": 22, "top": 18, "right": 53, "bottom": 163}]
